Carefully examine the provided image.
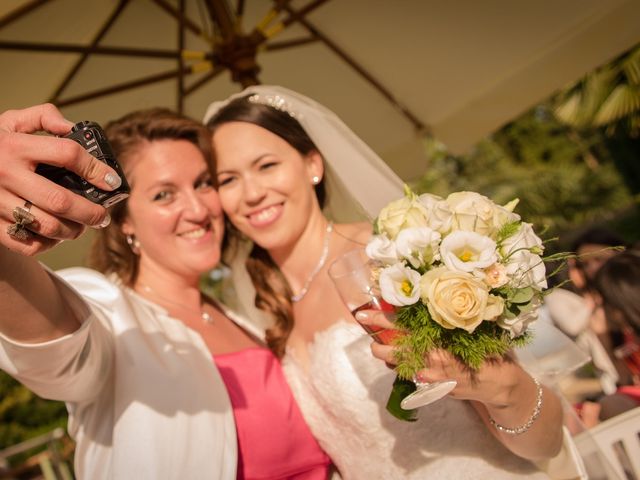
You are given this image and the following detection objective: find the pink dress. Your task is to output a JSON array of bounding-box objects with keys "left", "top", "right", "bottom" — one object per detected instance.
[{"left": 214, "top": 348, "right": 331, "bottom": 479}]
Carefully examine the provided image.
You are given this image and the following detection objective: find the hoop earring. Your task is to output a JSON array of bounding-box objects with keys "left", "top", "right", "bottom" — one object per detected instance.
[{"left": 126, "top": 234, "right": 141, "bottom": 255}]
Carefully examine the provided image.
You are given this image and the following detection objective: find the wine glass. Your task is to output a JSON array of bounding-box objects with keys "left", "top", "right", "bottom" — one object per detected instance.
[{"left": 328, "top": 248, "right": 457, "bottom": 410}]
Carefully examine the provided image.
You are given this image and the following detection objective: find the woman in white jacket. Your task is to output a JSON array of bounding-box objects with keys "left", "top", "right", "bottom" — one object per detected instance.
[{"left": 0, "top": 105, "right": 330, "bottom": 479}]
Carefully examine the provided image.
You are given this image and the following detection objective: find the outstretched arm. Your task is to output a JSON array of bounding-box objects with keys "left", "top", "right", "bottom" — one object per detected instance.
[{"left": 0, "top": 104, "right": 120, "bottom": 342}]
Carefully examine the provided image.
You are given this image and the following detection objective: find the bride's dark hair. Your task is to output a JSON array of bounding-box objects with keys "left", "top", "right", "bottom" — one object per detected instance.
[{"left": 207, "top": 97, "right": 326, "bottom": 358}]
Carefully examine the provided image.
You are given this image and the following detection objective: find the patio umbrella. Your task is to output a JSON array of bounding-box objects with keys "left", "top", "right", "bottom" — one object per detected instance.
[{"left": 1, "top": 0, "right": 639, "bottom": 267}]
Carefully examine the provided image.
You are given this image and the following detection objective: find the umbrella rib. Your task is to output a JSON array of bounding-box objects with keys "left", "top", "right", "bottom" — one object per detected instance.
[
  {"left": 177, "top": 0, "right": 186, "bottom": 113},
  {"left": 50, "top": 0, "right": 131, "bottom": 103},
  {"left": 0, "top": 40, "right": 180, "bottom": 59},
  {"left": 0, "top": 0, "right": 51, "bottom": 30},
  {"left": 280, "top": 0, "right": 330, "bottom": 28},
  {"left": 204, "top": 0, "right": 236, "bottom": 41},
  {"left": 282, "top": 4, "right": 428, "bottom": 133},
  {"left": 257, "top": 0, "right": 328, "bottom": 39},
  {"left": 55, "top": 67, "right": 191, "bottom": 108},
  {"left": 263, "top": 37, "right": 318, "bottom": 51},
  {"left": 183, "top": 66, "right": 226, "bottom": 96},
  {"left": 150, "top": 0, "right": 205, "bottom": 38},
  {"left": 236, "top": 0, "right": 246, "bottom": 18}
]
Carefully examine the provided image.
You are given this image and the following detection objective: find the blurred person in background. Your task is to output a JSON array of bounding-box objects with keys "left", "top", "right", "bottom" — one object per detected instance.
[
  {"left": 580, "top": 248, "right": 640, "bottom": 426},
  {"left": 546, "top": 228, "right": 626, "bottom": 396}
]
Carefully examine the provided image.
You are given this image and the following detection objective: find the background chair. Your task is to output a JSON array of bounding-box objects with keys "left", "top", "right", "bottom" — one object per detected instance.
[{"left": 574, "top": 406, "right": 640, "bottom": 480}]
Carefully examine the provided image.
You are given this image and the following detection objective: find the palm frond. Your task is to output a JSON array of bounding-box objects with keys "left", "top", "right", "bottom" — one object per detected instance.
[
  {"left": 554, "top": 92, "right": 582, "bottom": 126},
  {"left": 594, "top": 84, "right": 640, "bottom": 126},
  {"left": 622, "top": 48, "right": 640, "bottom": 85}
]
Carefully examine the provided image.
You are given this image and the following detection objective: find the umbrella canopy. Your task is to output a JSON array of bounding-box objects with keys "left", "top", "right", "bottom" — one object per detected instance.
[
  {"left": 2, "top": 0, "right": 640, "bottom": 174},
  {"left": 1, "top": 0, "right": 639, "bottom": 268}
]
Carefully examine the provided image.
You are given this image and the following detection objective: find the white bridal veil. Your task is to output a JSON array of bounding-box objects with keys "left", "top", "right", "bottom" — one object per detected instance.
[{"left": 204, "top": 85, "right": 404, "bottom": 328}]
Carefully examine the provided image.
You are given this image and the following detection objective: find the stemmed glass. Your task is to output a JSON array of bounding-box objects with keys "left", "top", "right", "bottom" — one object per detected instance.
[{"left": 328, "top": 248, "right": 457, "bottom": 410}]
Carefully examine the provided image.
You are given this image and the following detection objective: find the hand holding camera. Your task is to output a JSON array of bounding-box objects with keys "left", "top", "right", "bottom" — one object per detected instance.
[
  {"left": 0, "top": 104, "right": 128, "bottom": 254},
  {"left": 36, "top": 120, "right": 130, "bottom": 209}
]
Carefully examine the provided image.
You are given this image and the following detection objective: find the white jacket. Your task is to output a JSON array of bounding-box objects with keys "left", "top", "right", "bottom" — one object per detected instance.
[{"left": 0, "top": 267, "right": 261, "bottom": 480}]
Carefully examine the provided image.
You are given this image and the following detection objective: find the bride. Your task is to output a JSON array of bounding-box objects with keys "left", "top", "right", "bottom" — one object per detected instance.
[{"left": 205, "top": 85, "right": 585, "bottom": 479}]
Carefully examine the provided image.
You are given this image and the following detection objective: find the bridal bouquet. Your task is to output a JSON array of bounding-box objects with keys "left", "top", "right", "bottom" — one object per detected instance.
[{"left": 366, "top": 187, "right": 554, "bottom": 419}]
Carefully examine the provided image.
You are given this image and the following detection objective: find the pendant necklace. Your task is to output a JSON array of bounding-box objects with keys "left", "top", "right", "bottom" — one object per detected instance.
[
  {"left": 291, "top": 221, "right": 334, "bottom": 303},
  {"left": 137, "top": 284, "right": 213, "bottom": 324}
]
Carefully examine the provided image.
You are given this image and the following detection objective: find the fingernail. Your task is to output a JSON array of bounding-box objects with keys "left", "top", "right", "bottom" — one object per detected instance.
[
  {"left": 415, "top": 370, "right": 429, "bottom": 383},
  {"left": 93, "top": 213, "right": 111, "bottom": 229},
  {"left": 104, "top": 173, "right": 122, "bottom": 189},
  {"left": 355, "top": 311, "right": 369, "bottom": 323}
]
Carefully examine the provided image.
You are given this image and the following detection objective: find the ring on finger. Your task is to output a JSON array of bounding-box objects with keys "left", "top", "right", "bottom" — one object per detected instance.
[{"left": 7, "top": 200, "right": 35, "bottom": 241}]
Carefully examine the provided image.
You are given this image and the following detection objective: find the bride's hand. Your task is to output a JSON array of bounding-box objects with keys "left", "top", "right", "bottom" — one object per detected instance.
[
  {"left": 360, "top": 309, "right": 535, "bottom": 406},
  {"left": 0, "top": 104, "right": 119, "bottom": 254}
]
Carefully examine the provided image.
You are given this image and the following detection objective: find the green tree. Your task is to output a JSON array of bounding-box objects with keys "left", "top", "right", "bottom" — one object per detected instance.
[
  {"left": 415, "top": 105, "right": 636, "bottom": 246},
  {"left": 553, "top": 42, "right": 640, "bottom": 194}
]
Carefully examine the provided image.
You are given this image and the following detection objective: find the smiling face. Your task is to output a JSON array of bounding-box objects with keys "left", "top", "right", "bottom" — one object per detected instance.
[
  {"left": 122, "top": 139, "right": 224, "bottom": 281},
  {"left": 213, "top": 121, "right": 323, "bottom": 254}
]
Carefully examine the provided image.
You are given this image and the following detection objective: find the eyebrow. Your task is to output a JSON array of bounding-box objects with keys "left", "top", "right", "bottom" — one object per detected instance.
[
  {"left": 143, "top": 169, "right": 211, "bottom": 192},
  {"left": 216, "top": 153, "right": 274, "bottom": 175}
]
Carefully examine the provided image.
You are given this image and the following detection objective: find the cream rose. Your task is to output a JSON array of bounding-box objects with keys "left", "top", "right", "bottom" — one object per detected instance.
[
  {"left": 418, "top": 193, "right": 453, "bottom": 234},
  {"left": 420, "top": 267, "right": 503, "bottom": 333},
  {"left": 376, "top": 196, "right": 429, "bottom": 240},
  {"left": 446, "top": 191, "right": 499, "bottom": 237},
  {"left": 446, "top": 191, "right": 519, "bottom": 238}
]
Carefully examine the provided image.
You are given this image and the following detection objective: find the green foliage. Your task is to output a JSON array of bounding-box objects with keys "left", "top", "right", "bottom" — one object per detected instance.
[
  {"left": 496, "top": 221, "right": 522, "bottom": 245},
  {"left": 415, "top": 105, "right": 636, "bottom": 243},
  {"left": 386, "top": 377, "right": 418, "bottom": 422},
  {"left": 553, "top": 42, "right": 640, "bottom": 135},
  {"left": 392, "top": 303, "right": 530, "bottom": 377},
  {"left": 0, "top": 371, "right": 68, "bottom": 454}
]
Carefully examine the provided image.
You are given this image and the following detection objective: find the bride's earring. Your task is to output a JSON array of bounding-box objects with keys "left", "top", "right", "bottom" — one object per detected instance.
[
  {"left": 125, "top": 233, "right": 141, "bottom": 255},
  {"left": 312, "top": 175, "right": 321, "bottom": 185}
]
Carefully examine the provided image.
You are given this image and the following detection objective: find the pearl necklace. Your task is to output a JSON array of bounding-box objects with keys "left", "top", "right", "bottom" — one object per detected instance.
[
  {"left": 291, "top": 222, "right": 333, "bottom": 303},
  {"left": 138, "top": 284, "right": 213, "bottom": 324}
]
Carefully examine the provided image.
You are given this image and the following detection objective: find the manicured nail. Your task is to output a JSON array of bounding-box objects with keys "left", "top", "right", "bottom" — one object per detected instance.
[
  {"left": 355, "top": 311, "right": 369, "bottom": 323},
  {"left": 104, "top": 172, "right": 122, "bottom": 189},
  {"left": 93, "top": 213, "right": 111, "bottom": 229}
]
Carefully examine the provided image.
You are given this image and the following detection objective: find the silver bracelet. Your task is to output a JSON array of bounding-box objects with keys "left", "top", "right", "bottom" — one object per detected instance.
[{"left": 489, "top": 377, "right": 543, "bottom": 435}]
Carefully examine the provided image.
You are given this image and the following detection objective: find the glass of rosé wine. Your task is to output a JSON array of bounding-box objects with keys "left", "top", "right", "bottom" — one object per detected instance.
[{"left": 328, "top": 248, "right": 456, "bottom": 410}]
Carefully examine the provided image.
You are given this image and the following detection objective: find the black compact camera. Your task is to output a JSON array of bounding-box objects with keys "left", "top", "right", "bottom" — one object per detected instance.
[{"left": 35, "top": 121, "right": 130, "bottom": 208}]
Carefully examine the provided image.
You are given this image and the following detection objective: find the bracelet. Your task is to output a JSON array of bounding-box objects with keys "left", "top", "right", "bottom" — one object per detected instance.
[{"left": 489, "top": 377, "right": 543, "bottom": 435}]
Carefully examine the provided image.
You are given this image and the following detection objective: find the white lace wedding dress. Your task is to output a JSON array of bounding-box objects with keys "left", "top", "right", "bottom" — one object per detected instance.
[{"left": 281, "top": 320, "right": 551, "bottom": 480}]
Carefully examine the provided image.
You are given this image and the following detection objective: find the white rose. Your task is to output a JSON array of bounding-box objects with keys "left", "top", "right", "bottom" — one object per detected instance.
[
  {"left": 376, "top": 196, "right": 429, "bottom": 240},
  {"left": 365, "top": 234, "right": 398, "bottom": 264},
  {"left": 420, "top": 267, "right": 503, "bottom": 333},
  {"left": 379, "top": 263, "right": 422, "bottom": 306},
  {"left": 418, "top": 193, "right": 453, "bottom": 234},
  {"left": 446, "top": 191, "right": 501, "bottom": 237},
  {"left": 500, "top": 222, "right": 543, "bottom": 261},
  {"left": 396, "top": 227, "right": 441, "bottom": 269},
  {"left": 498, "top": 297, "right": 541, "bottom": 338},
  {"left": 440, "top": 230, "right": 498, "bottom": 273},
  {"left": 505, "top": 250, "right": 548, "bottom": 290}
]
